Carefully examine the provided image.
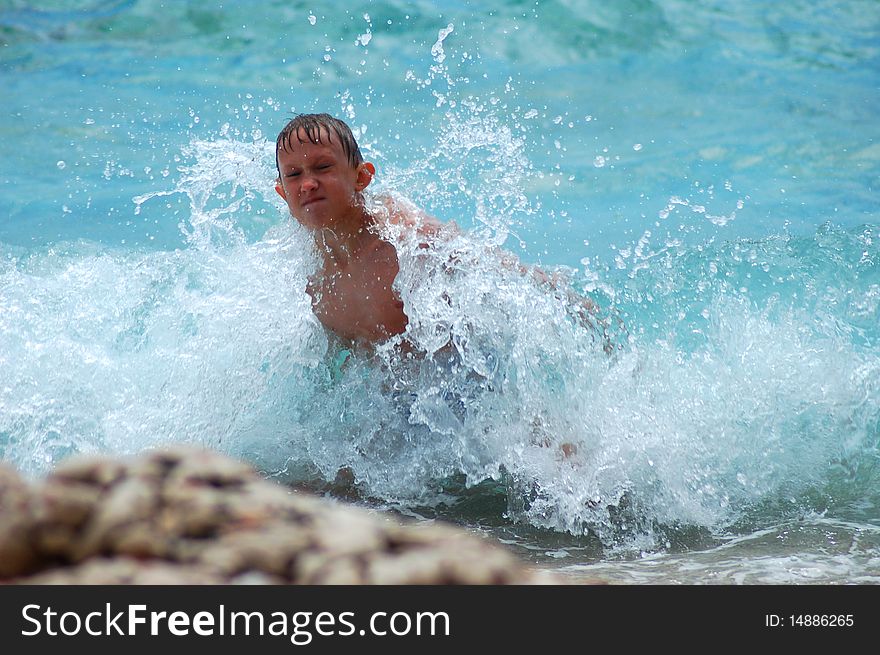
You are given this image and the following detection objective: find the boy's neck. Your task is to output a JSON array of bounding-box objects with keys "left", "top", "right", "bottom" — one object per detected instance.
[{"left": 314, "top": 207, "right": 374, "bottom": 265}]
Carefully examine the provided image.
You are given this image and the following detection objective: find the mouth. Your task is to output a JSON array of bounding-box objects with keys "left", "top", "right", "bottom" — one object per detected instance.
[{"left": 301, "top": 197, "right": 325, "bottom": 209}]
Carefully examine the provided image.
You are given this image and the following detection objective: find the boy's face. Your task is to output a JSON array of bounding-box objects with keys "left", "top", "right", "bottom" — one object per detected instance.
[{"left": 274, "top": 128, "right": 374, "bottom": 231}]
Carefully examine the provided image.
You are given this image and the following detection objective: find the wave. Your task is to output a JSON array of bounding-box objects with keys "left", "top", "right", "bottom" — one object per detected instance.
[{"left": 2, "top": 126, "right": 876, "bottom": 551}]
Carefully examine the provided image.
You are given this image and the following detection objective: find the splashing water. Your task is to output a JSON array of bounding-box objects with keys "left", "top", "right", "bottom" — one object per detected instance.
[
  {"left": 1, "top": 2, "right": 878, "bottom": 568},
  {"left": 4, "top": 105, "right": 877, "bottom": 558}
]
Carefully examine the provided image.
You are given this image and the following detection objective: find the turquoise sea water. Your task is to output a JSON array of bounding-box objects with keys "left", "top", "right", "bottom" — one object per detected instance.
[{"left": 1, "top": 0, "right": 878, "bottom": 584}]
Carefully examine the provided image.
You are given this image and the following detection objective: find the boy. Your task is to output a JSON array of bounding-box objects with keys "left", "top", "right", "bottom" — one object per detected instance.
[
  {"left": 275, "top": 113, "right": 444, "bottom": 348},
  {"left": 275, "top": 113, "right": 603, "bottom": 351}
]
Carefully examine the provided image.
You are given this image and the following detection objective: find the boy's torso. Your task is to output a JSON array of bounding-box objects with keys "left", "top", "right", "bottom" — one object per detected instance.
[{"left": 306, "top": 235, "right": 408, "bottom": 343}]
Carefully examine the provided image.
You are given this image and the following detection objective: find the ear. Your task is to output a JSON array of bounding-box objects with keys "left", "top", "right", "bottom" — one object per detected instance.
[
  {"left": 274, "top": 178, "right": 287, "bottom": 200},
  {"left": 355, "top": 162, "right": 375, "bottom": 191}
]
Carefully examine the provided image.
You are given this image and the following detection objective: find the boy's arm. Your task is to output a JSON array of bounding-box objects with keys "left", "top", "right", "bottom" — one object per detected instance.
[
  {"left": 497, "top": 251, "right": 597, "bottom": 311},
  {"left": 376, "top": 194, "right": 612, "bottom": 349},
  {"left": 497, "top": 249, "right": 614, "bottom": 352}
]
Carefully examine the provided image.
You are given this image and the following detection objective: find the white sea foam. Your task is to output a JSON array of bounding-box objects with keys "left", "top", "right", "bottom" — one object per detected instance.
[{"left": 1, "top": 121, "right": 877, "bottom": 555}]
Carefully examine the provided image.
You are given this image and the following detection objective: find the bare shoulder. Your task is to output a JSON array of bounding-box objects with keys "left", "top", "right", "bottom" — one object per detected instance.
[{"left": 371, "top": 194, "right": 459, "bottom": 244}]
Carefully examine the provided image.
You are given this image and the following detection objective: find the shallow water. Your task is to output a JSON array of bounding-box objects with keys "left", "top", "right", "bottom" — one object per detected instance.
[{"left": 1, "top": 0, "right": 878, "bottom": 583}]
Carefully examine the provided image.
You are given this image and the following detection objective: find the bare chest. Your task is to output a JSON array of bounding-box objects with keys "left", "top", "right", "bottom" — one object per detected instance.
[{"left": 306, "top": 241, "right": 408, "bottom": 342}]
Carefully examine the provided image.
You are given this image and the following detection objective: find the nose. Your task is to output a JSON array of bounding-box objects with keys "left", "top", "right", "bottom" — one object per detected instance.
[{"left": 300, "top": 175, "right": 318, "bottom": 192}]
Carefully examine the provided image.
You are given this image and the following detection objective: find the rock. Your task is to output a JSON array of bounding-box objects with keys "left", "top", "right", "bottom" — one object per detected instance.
[
  {"left": 0, "top": 463, "right": 41, "bottom": 577},
  {"left": 0, "top": 446, "right": 562, "bottom": 585}
]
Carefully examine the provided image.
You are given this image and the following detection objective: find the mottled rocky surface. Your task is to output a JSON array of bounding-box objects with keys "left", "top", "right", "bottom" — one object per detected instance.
[{"left": 0, "top": 447, "right": 559, "bottom": 584}]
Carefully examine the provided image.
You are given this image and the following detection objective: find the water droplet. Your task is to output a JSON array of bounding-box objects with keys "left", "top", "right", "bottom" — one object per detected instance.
[
  {"left": 308, "top": 14, "right": 316, "bottom": 25},
  {"left": 593, "top": 155, "right": 606, "bottom": 168},
  {"left": 56, "top": 160, "right": 66, "bottom": 169},
  {"left": 633, "top": 143, "right": 643, "bottom": 151},
  {"left": 431, "top": 23, "right": 454, "bottom": 63}
]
